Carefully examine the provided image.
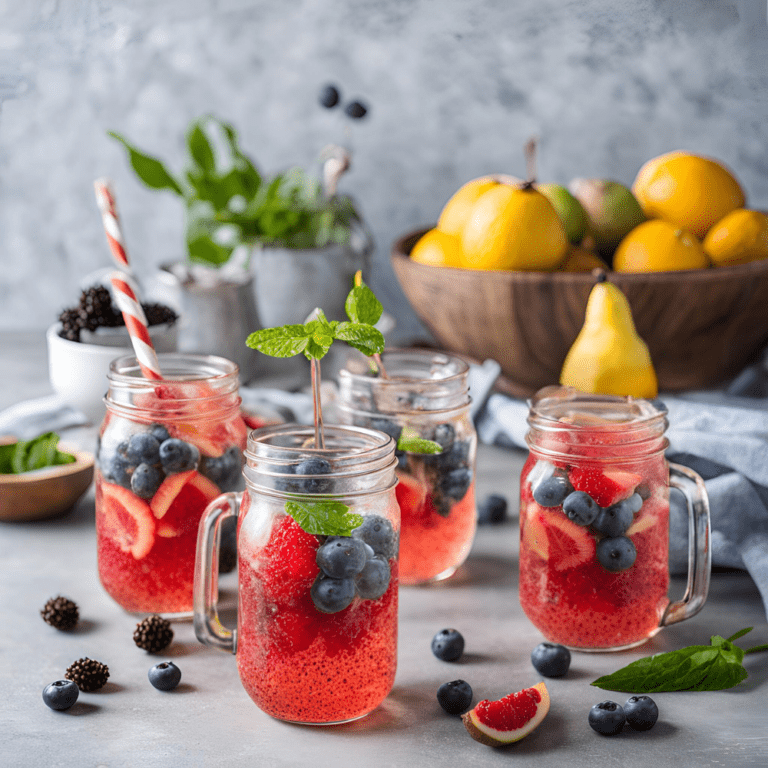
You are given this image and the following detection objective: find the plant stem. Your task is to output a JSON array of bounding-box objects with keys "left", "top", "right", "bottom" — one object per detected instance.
[
  {"left": 373, "top": 352, "right": 389, "bottom": 379},
  {"left": 310, "top": 357, "right": 325, "bottom": 449}
]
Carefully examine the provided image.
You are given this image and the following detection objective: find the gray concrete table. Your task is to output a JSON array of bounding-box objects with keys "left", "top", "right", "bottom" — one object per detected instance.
[{"left": 1, "top": 330, "right": 766, "bottom": 768}]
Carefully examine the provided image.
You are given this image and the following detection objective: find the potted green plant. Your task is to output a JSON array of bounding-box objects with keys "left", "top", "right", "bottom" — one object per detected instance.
[{"left": 110, "top": 115, "right": 372, "bottom": 383}]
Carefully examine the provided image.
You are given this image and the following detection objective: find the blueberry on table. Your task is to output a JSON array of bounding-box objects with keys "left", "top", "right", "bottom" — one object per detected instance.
[
  {"left": 562, "top": 491, "right": 599, "bottom": 526},
  {"left": 319, "top": 83, "right": 340, "bottom": 108},
  {"left": 294, "top": 457, "right": 332, "bottom": 493},
  {"left": 317, "top": 536, "right": 368, "bottom": 578},
  {"left": 432, "top": 628, "right": 465, "bottom": 662},
  {"left": 533, "top": 475, "right": 573, "bottom": 508},
  {"left": 530, "top": 642, "right": 571, "bottom": 678},
  {"left": 159, "top": 438, "right": 200, "bottom": 473},
  {"left": 354, "top": 555, "right": 390, "bottom": 599},
  {"left": 437, "top": 679, "right": 473, "bottom": 715},
  {"left": 592, "top": 497, "right": 636, "bottom": 537},
  {"left": 352, "top": 515, "right": 396, "bottom": 559},
  {"left": 42, "top": 680, "right": 79, "bottom": 711},
  {"left": 148, "top": 661, "right": 182, "bottom": 691},
  {"left": 311, "top": 574, "right": 356, "bottom": 614},
  {"left": 588, "top": 701, "right": 626, "bottom": 735},
  {"left": 624, "top": 695, "right": 658, "bottom": 731},
  {"left": 596, "top": 536, "right": 637, "bottom": 572},
  {"left": 130, "top": 462, "right": 164, "bottom": 499},
  {"left": 344, "top": 100, "right": 368, "bottom": 119},
  {"left": 477, "top": 493, "right": 508, "bottom": 525},
  {"left": 125, "top": 432, "right": 161, "bottom": 465}
]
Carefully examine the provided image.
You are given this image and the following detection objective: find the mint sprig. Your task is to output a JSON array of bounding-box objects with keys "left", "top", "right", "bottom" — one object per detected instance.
[
  {"left": 591, "top": 627, "right": 768, "bottom": 693},
  {"left": 0, "top": 433, "right": 76, "bottom": 475},
  {"left": 285, "top": 499, "right": 363, "bottom": 537}
]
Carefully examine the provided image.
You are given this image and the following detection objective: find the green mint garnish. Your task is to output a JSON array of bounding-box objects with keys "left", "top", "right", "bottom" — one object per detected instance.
[
  {"left": 284, "top": 499, "right": 364, "bottom": 537},
  {"left": 591, "top": 627, "right": 768, "bottom": 693},
  {"left": 0, "top": 433, "right": 76, "bottom": 475},
  {"left": 246, "top": 279, "right": 384, "bottom": 361},
  {"left": 396, "top": 436, "right": 443, "bottom": 455}
]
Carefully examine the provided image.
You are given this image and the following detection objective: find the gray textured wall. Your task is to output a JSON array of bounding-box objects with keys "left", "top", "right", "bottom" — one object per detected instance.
[{"left": 1, "top": 0, "right": 767, "bottom": 343}]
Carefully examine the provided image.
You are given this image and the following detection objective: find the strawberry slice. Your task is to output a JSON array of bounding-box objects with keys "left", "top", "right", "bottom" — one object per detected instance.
[
  {"left": 568, "top": 467, "right": 643, "bottom": 508},
  {"left": 523, "top": 507, "right": 595, "bottom": 570},
  {"left": 100, "top": 482, "right": 156, "bottom": 560},
  {"left": 150, "top": 470, "right": 220, "bottom": 536}
]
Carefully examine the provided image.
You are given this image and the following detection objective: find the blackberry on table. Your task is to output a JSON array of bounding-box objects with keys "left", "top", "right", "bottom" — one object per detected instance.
[
  {"left": 133, "top": 614, "right": 174, "bottom": 653},
  {"left": 40, "top": 595, "right": 80, "bottom": 631},
  {"left": 65, "top": 657, "right": 110, "bottom": 692}
]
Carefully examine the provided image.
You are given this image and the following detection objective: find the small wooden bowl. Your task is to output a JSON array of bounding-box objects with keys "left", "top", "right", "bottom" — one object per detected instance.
[
  {"left": 0, "top": 437, "right": 95, "bottom": 522},
  {"left": 392, "top": 228, "right": 768, "bottom": 396}
]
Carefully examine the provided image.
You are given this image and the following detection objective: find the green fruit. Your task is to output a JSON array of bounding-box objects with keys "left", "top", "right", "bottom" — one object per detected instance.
[
  {"left": 569, "top": 178, "right": 646, "bottom": 259},
  {"left": 538, "top": 183, "right": 588, "bottom": 245}
]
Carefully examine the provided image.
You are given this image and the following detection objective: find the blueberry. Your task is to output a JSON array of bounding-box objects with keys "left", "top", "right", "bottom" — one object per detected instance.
[
  {"left": 148, "top": 661, "right": 182, "bottom": 691},
  {"left": 354, "top": 555, "right": 390, "bottom": 599},
  {"left": 149, "top": 424, "right": 171, "bottom": 444},
  {"left": 125, "top": 432, "right": 161, "bottom": 465},
  {"left": 159, "top": 438, "right": 200, "bottom": 473},
  {"left": 431, "top": 628, "right": 465, "bottom": 662},
  {"left": 370, "top": 418, "right": 402, "bottom": 444},
  {"left": 311, "top": 574, "right": 356, "bottom": 614},
  {"left": 344, "top": 100, "right": 368, "bottom": 119},
  {"left": 436, "top": 679, "right": 473, "bottom": 715},
  {"left": 317, "top": 536, "right": 368, "bottom": 578},
  {"left": 130, "top": 462, "right": 164, "bottom": 499},
  {"left": 294, "top": 457, "right": 332, "bottom": 493},
  {"left": 588, "top": 701, "right": 626, "bottom": 735},
  {"left": 592, "top": 497, "right": 637, "bottom": 537},
  {"left": 440, "top": 465, "right": 472, "bottom": 500},
  {"left": 562, "top": 491, "right": 599, "bottom": 526},
  {"left": 624, "top": 695, "right": 659, "bottom": 731},
  {"left": 104, "top": 450, "right": 133, "bottom": 488},
  {"left": 596, "top": 536, "right": 637, "bottom": 572},
  {"left": 531, "top": 642, "right": 571, "bottom": 678},
  {"left": 351, "top": 515, "right": 396, "bottom": 559},
  {"left": 533, "top": 475, "right": 573, "bottom": 508},
  {"left": 431, "top": 439, "right": 470, "bottom": 470},
  {"left": 431, "top": 423, "right": 455, "bottom": 448},
  {"left": 319, "top": 83, "right": 340, "bottom": 108},
  {"left": 395, "top": 449, "right": 408, "bottom": 470},
  {"left": 42, "top": 680, "right": 79, "bottom": 711},
  {"left": 477, "top": 494, "right": 508, "bottom": 525},
  {"left": 201, "top": 446, "right": 242, "bottom": 491}
]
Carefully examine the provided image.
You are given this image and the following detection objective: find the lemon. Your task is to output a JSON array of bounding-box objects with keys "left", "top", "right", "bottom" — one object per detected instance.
[
  {"left": 410, "top": 228, "right": 464, "bottom": 267},
  {"left": 703, "top": 209, "right": 768, "bottom": 267},
  {"left": 613, "top": 220, "right": 709, "bottom": 272},
  {"left": 460, "top": 182, "right": 568, "bottom": 271},
  {"left": 632, "top": 151, "right": 745, "bottom": 239},
  {"left": 437, "top": 176, "right": 517, "bottom": 238}
]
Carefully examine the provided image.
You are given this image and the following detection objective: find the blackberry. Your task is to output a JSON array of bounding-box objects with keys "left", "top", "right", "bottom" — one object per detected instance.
[
  {"left": 58, "top": 308, "right": 83, "bottom": 341},
  {"left": 40, "top": 595, "right": 80, "bottom": 631},
  {"left": 78, "top": 285, "right": 122, "bottom": 330},
  {"left": 142, "top": 302, "right": 178, "bottom": 327},
  {"left": 65, "top": 657, "right": 110, "bottom": 692},
  {"left": 133, "top": 614, "right": 174, "bottom": 653}
]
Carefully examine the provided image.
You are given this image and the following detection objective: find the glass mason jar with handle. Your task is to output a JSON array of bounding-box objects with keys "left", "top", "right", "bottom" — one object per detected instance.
[
  {"left": 336, "top": 349, "right": 477, "bottom": 585},
  {"left": 194, "top": 424, "right": 400, "bottom": 724},
  {"left": 95, "top": 353, "right": 247, "bottom": 616},
  {"left": 519, "top": 386, "right": 711, "bottom": 651}
]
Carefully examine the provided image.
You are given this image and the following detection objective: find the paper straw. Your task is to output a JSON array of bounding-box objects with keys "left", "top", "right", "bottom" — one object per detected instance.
[
  {"left": 110, "top": 270, "right": 163, "bottom": 381},
  {"left": 94, "top": 178, "right": 130, "bottom": 271}
]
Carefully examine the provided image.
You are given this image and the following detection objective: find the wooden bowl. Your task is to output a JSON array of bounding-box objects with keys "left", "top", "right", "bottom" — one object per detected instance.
[
  {"left": 392, "top": 228, "right": 768, "bottom": 396},
  {"left": 0, "top": 437, "right": 95, "bottom": 522}
]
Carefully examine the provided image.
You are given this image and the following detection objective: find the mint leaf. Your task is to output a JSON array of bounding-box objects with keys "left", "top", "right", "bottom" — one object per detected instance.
[
  {"left": 108, "top": 132, "right": 184, "bottom": 195},
  {"left": 334, "top": 322, "right": 385, "bottom": 357},
  {"left": 246, "top": 325, "right": 310, "bottom": 358},
  {"left": 345, "top": 280, "right": 383, "bottom": 326},
  {"left": 397, "top": 436, "right": 443, "bottom": 454},
  {"left": 0, "top": 433, "right": 75, "bottom": 475},
  {"left": 284, "top": 500, "right": 364, "bottom": 536},
  {"left": 187, "top": 120, "right": 216, "bottom": 174},
  {"left": 591, "top": 628, "right": 765, "bottom": 692}
]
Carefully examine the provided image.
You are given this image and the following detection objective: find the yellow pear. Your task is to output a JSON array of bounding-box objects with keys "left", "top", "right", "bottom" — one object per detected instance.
[{"left": 560, "top": 277, "right": 658, "bottom": 398}]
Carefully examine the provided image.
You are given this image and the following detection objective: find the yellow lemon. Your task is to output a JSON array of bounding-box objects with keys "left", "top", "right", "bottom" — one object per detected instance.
[
  {"left": 703, "top": 209, "right": 768, "bottom": 267},
  {"left": 613, "top": 220, "right": 710, "bottom": 273},
  {"left": 437, "top": 175, "right": 519, "bottom": 238},
  {"left": 632, "top": 151, "right": 745, "bottom": 239},
  {"left": 460, "top": 182, "right": 568, "bottom": 271},
  {"left": 410, "top": 228, "right": 463, "bottom": 267},
  {"left": 559, "top": 245, "right": 610, "bottom": 273}
]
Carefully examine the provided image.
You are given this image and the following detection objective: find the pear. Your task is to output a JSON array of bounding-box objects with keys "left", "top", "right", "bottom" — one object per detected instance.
[
  {"left": 538, "top": 183, "right": 588, "bottom": 245},
  {"left": 569, "top": 179, "right": 646, "bottom": 261},
  {"left": 560, "top": 275, "right": 658, "bottom": 398}
]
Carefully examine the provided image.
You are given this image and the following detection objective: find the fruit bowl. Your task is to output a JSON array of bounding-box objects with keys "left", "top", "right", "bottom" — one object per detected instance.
[
  {"left": 0, "top": 437, "right": 95, "bottom": 522},
  {"left": 392, "top": 228, "right": 768, "bottom": 396}
]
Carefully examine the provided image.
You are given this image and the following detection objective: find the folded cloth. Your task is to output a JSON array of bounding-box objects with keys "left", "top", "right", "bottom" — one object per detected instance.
[
  {"left": 0, "top": 394, "right": 89, "bottom": 440},
  {"left": 475, "top": 358, "right": 768, "bottom": 620}
]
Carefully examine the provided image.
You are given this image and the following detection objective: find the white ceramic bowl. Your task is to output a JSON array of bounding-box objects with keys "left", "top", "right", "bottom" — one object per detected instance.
[{"left": 46, "top": 323, "right": 178, "bottom": 425}]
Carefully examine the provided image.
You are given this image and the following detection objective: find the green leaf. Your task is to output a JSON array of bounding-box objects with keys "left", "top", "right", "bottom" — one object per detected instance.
[
  {"left": 0, "top": 433, "right": 75, "bottom": 475},
  {"left": 396, "top": 436, "right": 444, "bottom": 455},
  {"left": 727, "top": 627, "right": 753, "bottom": 643},
  {"left": 186, "top": 121, "right": 216, "bottom": 174},
  {"left": 284, "top": 500, "right": 364, "bottom": 536},
  {"left": 245, "top": 325, "right": 310, "bottom": 358},
  {"left": 108, "top": 132, "right": 184, "bottom": 195},
  {"left": 345, "top": 281, "right": 383, "bottom": 326},
  {"left": 334, "top": 322, "right": 385, "bottom": 357}
]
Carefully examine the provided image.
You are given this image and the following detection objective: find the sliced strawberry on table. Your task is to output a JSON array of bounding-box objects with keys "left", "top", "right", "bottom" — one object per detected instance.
[
  {"left": 150, "top": 470, "right": 220, "bottom": 536},
  {"left": 100, "top": 482, "right": 156, "bottom": 560},
  {"left": 568, "top": 466, "right": 643, "bottom": 507},
  {"left": 523, "top": 506, "right": 595, "bottom": 570}
]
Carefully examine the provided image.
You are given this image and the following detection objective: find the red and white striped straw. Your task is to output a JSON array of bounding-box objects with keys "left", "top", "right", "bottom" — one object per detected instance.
[
  {"left": 94, "top": 178, "right": 130, "bottom": 271},
  {"left": 110, "top": 270, "right": 163, "bottom": 381}
]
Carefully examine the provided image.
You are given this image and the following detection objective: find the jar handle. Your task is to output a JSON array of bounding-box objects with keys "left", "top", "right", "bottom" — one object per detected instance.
[
  {"left": 193, "top": 492, "right": 241, "bottom": 654},
  {"left": 660, "top": 463, "right": 711, "bottom": 627}
]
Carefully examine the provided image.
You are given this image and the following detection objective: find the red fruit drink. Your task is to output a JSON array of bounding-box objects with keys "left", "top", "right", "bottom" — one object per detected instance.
[
  {"left": 96, "top": 354, "right": 247, "bottom": 615},
  {"left": 519, "top": 387, "right": 671, "bottom": 651}
]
